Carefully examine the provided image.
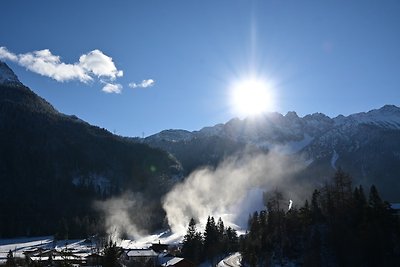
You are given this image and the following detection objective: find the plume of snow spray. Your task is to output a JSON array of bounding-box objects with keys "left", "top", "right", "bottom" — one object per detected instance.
[
  {"left": 163, "top": 152, "right": 308, "bottom": 234},
  {"left": 94, "top": 192, "right": 155, "bottom": 240}
]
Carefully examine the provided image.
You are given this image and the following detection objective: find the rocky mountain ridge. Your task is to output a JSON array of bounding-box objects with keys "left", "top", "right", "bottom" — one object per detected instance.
[
  {"left": 145, "top": 106, "right": 400, "bottom": 201},
  {"left": 147, "top": 105, "right": 400, "bottom": 146}
]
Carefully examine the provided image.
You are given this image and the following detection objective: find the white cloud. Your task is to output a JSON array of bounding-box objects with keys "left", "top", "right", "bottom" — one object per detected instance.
[
  {"left": 0, "top": 46, "right": 123, "bottom": 86},
  {"left": 79, "top": 49, "right": 123, "bottom": 80},
  {"left": 0, "top": 47, "right": 157, "bottom": 95},
  {"left": 18, "top": 49, "right": 91, "bottom": 82},
  {"left": 129, "top": 79, "right": 155, "bottom": 89},
  {"left": 0, "top": 47, "right": 18, "bottom": 61},
  {"left": 102, "top": 83, "right": 122, "bottom": 94}
]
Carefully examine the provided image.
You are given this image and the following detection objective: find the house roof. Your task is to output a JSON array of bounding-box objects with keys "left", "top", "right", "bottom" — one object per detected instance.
[
  {"left": 391, "top": 203, "right": 400, "bottom": 210},
  {"left": 127, "top": 249, "right": 158, "bottom": 257},
  {"left": 161, "top": 257, "right": 184, "bottom": 266},
  {"left": 85, "top": 253, "right": 103, "bottom": 259}
]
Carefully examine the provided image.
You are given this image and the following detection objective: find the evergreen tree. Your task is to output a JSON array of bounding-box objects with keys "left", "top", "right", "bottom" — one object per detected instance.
[
  {"left": 102, "top": 239, "right": 120, "bottom": 267},
  {"left": 353, "top": 185, "right": 367, "bottom": 224},
  {"left": 311, "top": 189, "right": 322, "bottom": 223},
  {"left": 369, "top": 184, "right": 383, "bottom": 210},
  {"left": 217, "top": 217, "right": 224, "bottom": 240},
  {"left": 332, "top": 169, "right": 353, "bottom": 208},
  {"left": 225, "top": 226, "right": 238, "bottom": 253},
  {"left": 238, "top": 173, "right": 400, "bottom": 266},
  {"left": 182, "top": 218, "right": 203, "bottom": 264},
  {"left": 216, "top": 217, "right": 225, "bottom": 255},
  {"left": 6, "top": 250, "right": 15, "bottom": 267},
  {"left": 299, "top": 200, "right": 311, "bottom": 227},
  {"left": 203, "top": 216, "right": 218, "bottom": 264}
]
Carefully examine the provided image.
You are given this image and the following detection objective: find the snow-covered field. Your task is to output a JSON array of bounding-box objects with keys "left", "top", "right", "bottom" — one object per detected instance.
[
  {"left": 0, "top": 236, "right": 97, "bottom": 263},
  {"left": 0, "top": 226, "right": 247, "bottom": 264},
  {"left": 118, "top": 230, "right": 183, "bottom": 249},
  {"left": 0, "top": 231, "right": 185, "bottom": 263}
]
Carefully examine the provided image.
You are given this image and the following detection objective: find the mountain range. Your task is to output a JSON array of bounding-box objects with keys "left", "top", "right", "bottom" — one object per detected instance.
[
  {"left": 1, "top": 61, "right": 399, "bottom": 238},
  {"left": 144, "top": 104, "right": 400, "bottom": 202}
]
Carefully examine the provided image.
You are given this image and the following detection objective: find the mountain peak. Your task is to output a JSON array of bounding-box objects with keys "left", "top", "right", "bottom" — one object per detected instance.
[
  {"left": 377, "top": 104, "right": 400, "bottom": 113},
  {"left": 0, "top": 61, "right": 21, "bottom": 85},
  {"left": 285, "top": 111, "right": 299, "bottom": 120}
]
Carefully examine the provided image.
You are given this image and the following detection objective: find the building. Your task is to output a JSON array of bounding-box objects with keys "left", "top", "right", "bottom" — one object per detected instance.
[
  {"left": 159, "top": 257, "right": 195, "bottom": 267},
  {"left": 84, "top": 253, "right": 103, "bottom": 267},
  {"left": 124, "top": 249, "right": 158, "bottom": 267},
  {"left": 150, "top": 243, "right": 169, "bottom": 253},
  {"left": 390, "top": 203, "right": 400, "bottom": 216}
]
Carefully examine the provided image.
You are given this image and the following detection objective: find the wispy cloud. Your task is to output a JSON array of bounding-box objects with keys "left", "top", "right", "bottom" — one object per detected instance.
[
  {"left": 0, "top": 46, "right": 123, "bottom": 93},
  {"left": 0, "top": 47, "right": 18, "bottom": 61},
  {"left": 129, "top": 79, "right": 155, "bottom": 89},
  {"left": 102, "top": 83, "right": 122, "bottom": 94}
]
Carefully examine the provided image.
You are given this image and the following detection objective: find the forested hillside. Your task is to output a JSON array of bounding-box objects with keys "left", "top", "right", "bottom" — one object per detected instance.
[{"left": 0, "top": 62, "right": 181, "bottom": 238}]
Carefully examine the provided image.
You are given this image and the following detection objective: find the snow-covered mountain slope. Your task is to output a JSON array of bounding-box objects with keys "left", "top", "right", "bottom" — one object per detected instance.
[
  {"left": 146, "top": 105, "right": 400, "bottom": 150},
  {"left": 334, "top": 105, "right": 400, "bottom": 129},
  {"left": 0, "top": 61, "right": 21, "bottom": 85}
]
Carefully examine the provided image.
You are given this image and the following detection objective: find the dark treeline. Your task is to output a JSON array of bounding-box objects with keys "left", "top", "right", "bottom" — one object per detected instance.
[
  {"left": 240, "top": 170, "right": 400, "bottom": 267},
  {"left": 182, "top": 216, "right": 239, "bottom": 265}
]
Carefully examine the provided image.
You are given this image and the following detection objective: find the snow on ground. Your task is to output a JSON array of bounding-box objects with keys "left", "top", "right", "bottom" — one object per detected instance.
[
  {"left": 334, "top": 105, "right": 400, "bottom": 130},
  {"left": 0, "top": 62, "right": 20, "bottom": 84},
  {"left": 273, "top": 134, "right": 314, "bottom": 154},
  {"left": 217, "top": 252, "right": 242, "bottom": 267},
  {"left": 0, "top": 226, "right": 248, "bottom": 263},
  {"left": 119, "top": 224, "right": 247, "bottom": 251},
  {"left": 330, "top": 150, "right": 339, "bottom": 170},
  {"left": 0, "top": 236, "right": 53, "bottom": 262},
  {"left": 118, "top": 230, "right": 183, "bottom": 250},
  {"left": 0, "top": 236, "right": 97, "bottom": 263},
  {"left": 0, "top": 233, "right": 182, "bottom": 263},
  {"left": 72, "top": 173, "right": 112, "bottom": 194}
]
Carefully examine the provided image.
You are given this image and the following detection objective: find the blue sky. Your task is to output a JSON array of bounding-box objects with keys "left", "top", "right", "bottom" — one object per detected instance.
[{"left": 1, "top": 1, "right": 400, "bottom": 137}]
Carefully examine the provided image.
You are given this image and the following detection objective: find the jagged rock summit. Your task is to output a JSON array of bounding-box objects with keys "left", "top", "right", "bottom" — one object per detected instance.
[{"left": 0, "top": 61, "right": 21, "bottom": 85}]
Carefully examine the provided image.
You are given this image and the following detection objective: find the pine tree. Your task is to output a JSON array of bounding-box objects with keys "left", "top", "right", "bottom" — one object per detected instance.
[
  {"left": 353, "top": 185, "right": 367, "bottom": 224},
  {"left": 226, "top": 226, "right": 238, "bottom": 253},
  {"left": 102, "top": 239, "right": 120, "bottom": 267},
  {"left": 368, "top": 184, "right": 383, "bottom": 210},
  {"left": 6, "top": 250, "right": 15, "bottom": 267},
  {"left": 217, "top": 217, "right": 224, "bottom": 240},
  {"left": 182, "top": 218, "right": 203, "bottom": 264},
  {"left": 204, "top": 216, "right": 218, "bottom": 264},
  {"left": 311, "top": 189, "right": 322, "bottom": 223},
  {"left": 332, "top": 169, "right": 353, "bottom": 210},
  {"left": 217, "top": 217, "right": 225, "bottom": 255},
  {"left": 299, "top": 200, "right": 311, "bottom": 227}
]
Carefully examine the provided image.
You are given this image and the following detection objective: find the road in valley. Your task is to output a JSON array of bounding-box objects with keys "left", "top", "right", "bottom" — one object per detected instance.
[{"left": 217, "top": 252, "right": 241, "bottom": 267}]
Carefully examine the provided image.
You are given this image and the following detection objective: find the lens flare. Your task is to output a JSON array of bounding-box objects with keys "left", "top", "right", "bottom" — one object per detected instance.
[{"left": 230, "top": 77, "right": 274, "bottom": 117}]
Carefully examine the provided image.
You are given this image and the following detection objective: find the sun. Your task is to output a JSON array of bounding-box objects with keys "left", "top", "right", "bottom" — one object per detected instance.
[{"left": 230, "top": 77, "right": 274, "bottom": 117}]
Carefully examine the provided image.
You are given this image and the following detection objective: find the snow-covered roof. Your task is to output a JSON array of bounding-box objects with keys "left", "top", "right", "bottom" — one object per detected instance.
[
  {"left": 30, "top": 256, "right": 82, "bottom": 261},
  {"left": 391, "top": 203, "right": 400, "bottom": 210},
  {"left": 127, "top": 249, "right": 158, "bottom": 257},
  {"left": 160, "top": 257, "right": 184, "bottom": 266}
]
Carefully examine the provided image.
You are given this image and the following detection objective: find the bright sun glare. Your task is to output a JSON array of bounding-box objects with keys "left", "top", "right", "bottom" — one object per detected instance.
[{"left": 231, "top": 78, "right": 274, "bottom": 117}]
